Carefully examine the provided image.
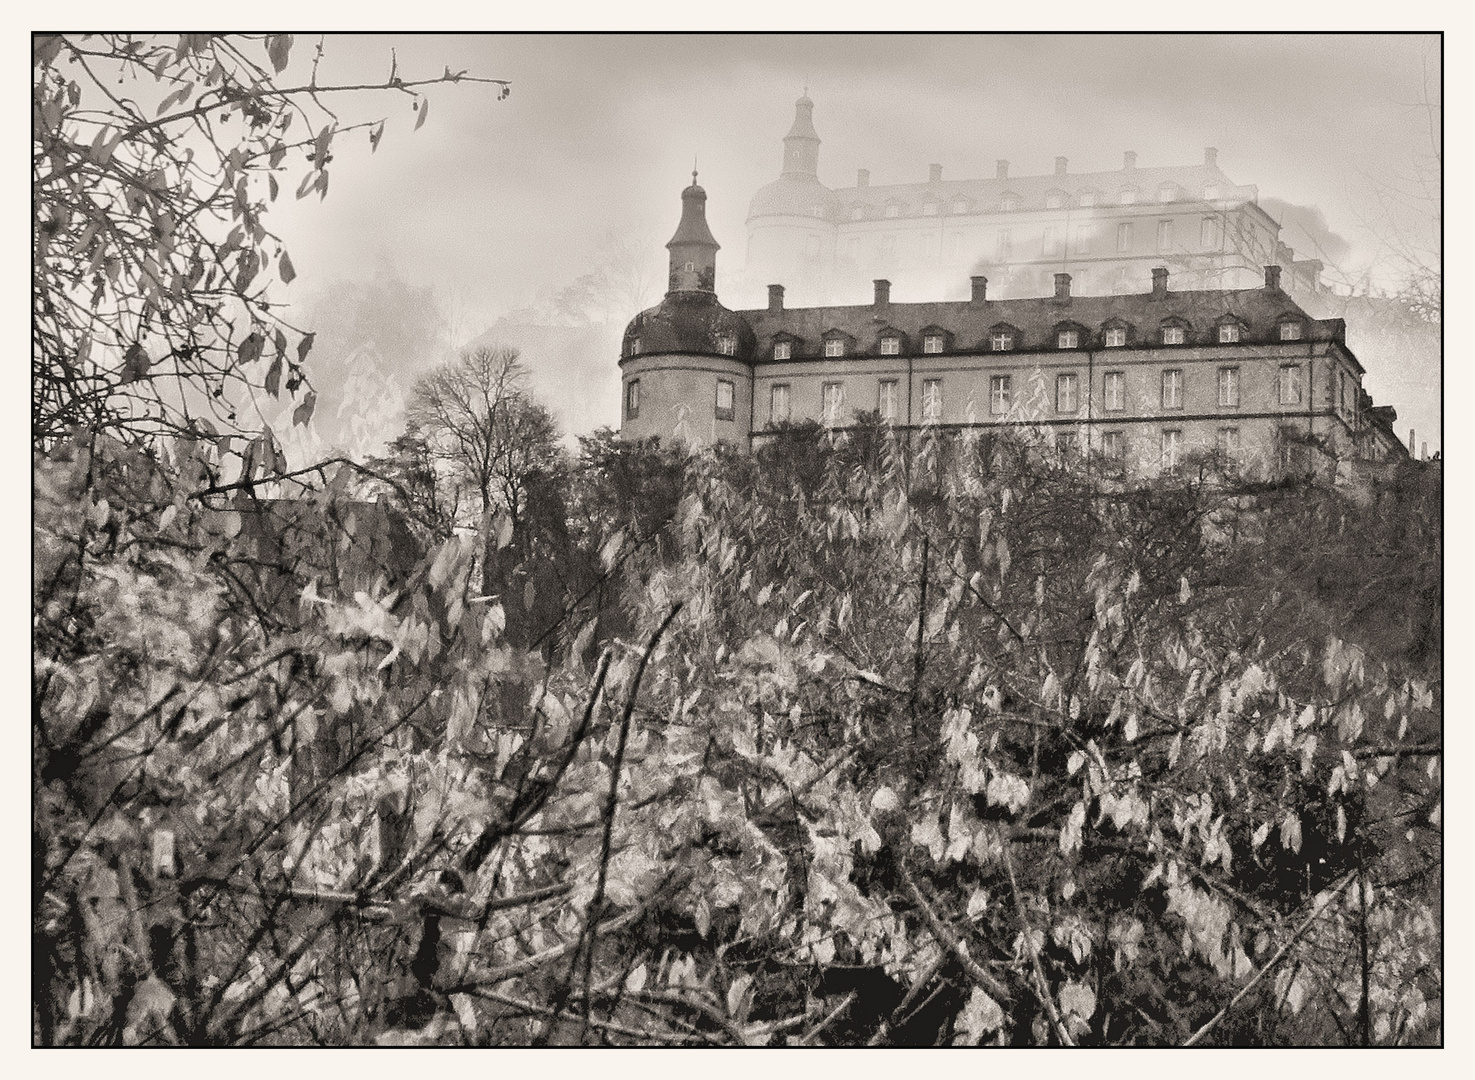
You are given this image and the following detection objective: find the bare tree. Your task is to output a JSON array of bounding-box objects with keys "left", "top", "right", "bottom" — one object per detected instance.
[{"left": 407, "top": 346, "right": 564, "bottom": 607}]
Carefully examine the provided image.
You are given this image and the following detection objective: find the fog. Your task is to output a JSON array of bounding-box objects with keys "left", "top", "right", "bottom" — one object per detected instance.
[{"left": 264, "top": 34, "right": 1440, "bottom": 449}]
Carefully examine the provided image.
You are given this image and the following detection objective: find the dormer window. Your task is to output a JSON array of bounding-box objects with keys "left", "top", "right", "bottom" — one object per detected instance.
[
  {"left": 922, "top": 201, "right": 938, "bottom": 216},
  {"left": 810, "top": 205, "right": 824, "bottom": 218},
  {"left": 684, "top": 261, "right": 695, "bottom": 272},
  {"left": 879, "top": 336, "right": 900, "bottom": 355},
  {"left": 629, "top": 337, "right": 641, "bottom": 356},
  {"left": 773, "top": 340, "right": 791, "bottom": 361},
  {"left": 923, "top": 334, "right": 944, "bottom": 354},
  {"left": 1203, "top": 184, "right": 1221, "bottom": 200},
  {"left": 1045, "top": 191, "right": 1065, "bottom": 209},
  {"left": 824, "top": 339, "right": 845, "bottom": 357},
  {"left": 1157, "top": 184, "right": 1177, "bottom": 203},
  {"left": 952, "top": 199, "right": 970, "bottom": 214},
  {"left": 885, "top": 205, "right": 901, "bottom": 219},
  {"left": 1218, "top": 323, "right": 1241, "bottom": 343},
  {"left": 1000, "top": 193, "right": 1020, "bottom": 212},
  {"left": 991, "top": 329, "right": 1015, "bottom": 351},
  {"left": 1058, "top": 329, "right": 1080, "bottom": 349},
  {"left": 1119, "top": 189, "right": 1138, "bottom": 205},
  {"left": 1104, "top": 326, "right": 1127, "bottom": 347},
  {"left": 1162, "top": 325, "right": 1186, "bottom": 345},
  {"left": 717, "top": 335, "right": 736, "bottom": 356},
  {"left": 851, "top": 207, "right": 864, "bottom": 221},
  {"left": 1079, "top": 191, "right": 1097, "bottom": 207},
  {"left": 1278, "top": 321, "right": 1303, "bottom": 341}
]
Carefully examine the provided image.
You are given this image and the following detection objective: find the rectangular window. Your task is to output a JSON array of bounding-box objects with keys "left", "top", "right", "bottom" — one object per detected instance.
[
  {"left": 1102, "top": 430, "right": 1125, "bottom": 460},
  {"left": 1278, "top": 364, "right": 1303, "bottom": 405},
  {"left": 822, "top": 381, "right": 845, "bottom": 427},
  {"left": 1201, "top": 217, "right": 1219, "bottom": 248},
  {"left": 1080, "top": 192, "right": 1097, "bottom": 208},
  {"left": 1072, "top": 225, "right": 1092, "bottom": 254},
  {"left": 1056, "top": 430, "right": 1079, "bottom": 459},
  {"left": 1157, "top": 219, "right": 1173, "bottom": 252},
  {"left": 824, "top": 339, "right": 845, "bottom": 358},
  {"left": 991, "top": 330, "right": 1014, "bottom": 351},
  {"left": 1161, "top": 369, "right": 1183, "bottom": 409},
  {"left": 922, "top": 378, "right": 943, "bottom": 423},
  {"left": 1161, "top": 429, "right": 1182, "bottom": 475},
  {"left": 773, "top": 340, "right": 791, "bottom": 361},
  {"left": 879, "top": 336, "right": 900, "bottom": 355},
  {"left": 1056, "top": 372, "right": 1079, "bottom": 413},
  {"left": 1042, "top": 226, "right": 1061, "bottom": 256},
  {"left": 1217, "top": 427, "right": 1240, "bottom": 456},
  {"left": 1104, "top": 326, "right": 1127, "bottom": 347},
  {"left": 990, "top": 374, "right": 1012, "bottom": 415},
  {"left": 715, "top": 379, "right": 735, "bottom": 421},
  {"left": 770, "top": 383, "right": 791, "bottom": 424},
  {"left": 1162, "top": 325, "right": 1185, "bottom": 345},
  {"left": 1058, "top": 329, "right": 1079, "bottom": 349},
  {"left": 1279, "top": 321, "right": 1302, "bottom": 341},
  {"left": 1217, "top": 366, "right": 1240, "bottom": 407},
  {"left": 878, "top": 379, "right": 898, "bottom": 422},
  {"left": 923, "top": 335, "right": 943, "bottom": 354},
  {"left": 1218, "top": 323, "right": 1240, "bottom": 343},
  {"left": 1104, "top": 371, "right": 1126, "bottom": 411},
  {"left": 997, "top": 229, "right": 1012, "bottom": 259},
  {"left": 718, "top": 335, "right": 736, "bottom": 356},
  {"left": 625, "top": 379, "right": 640, "bottom": 420},
  {"left": 1116, "top": 222, "right": 1133, "bottom": 252},
  {"left": 630, "top": 337, "right": 641, "bottom": 357}
]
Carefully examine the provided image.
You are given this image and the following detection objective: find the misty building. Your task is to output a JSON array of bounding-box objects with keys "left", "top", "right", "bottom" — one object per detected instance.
[
  {"left": 620, "top": 175, "right": 1406, "bottom": 478},
  {"left": 743, "top": 95, "right": 1327, "bottom": 308}
]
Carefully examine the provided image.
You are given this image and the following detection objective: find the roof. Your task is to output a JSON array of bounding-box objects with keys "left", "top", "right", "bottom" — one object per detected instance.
[
  {"left": 749, "top": 160, "right": 1260, "bottom": 222},
  {"left": 624, "top": 291, "right": 756, "bottom": 356},
  {"left": 735, "top": 279, "right": 1348, "bottom": 360},
  {"left": 668, "top": 178, "right": 720, "bottom": 249}
]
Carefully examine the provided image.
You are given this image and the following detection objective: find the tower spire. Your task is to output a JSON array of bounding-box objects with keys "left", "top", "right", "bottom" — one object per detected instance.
[
  {"left": 781, "top": 92, "right": 820, "bottom": 178},
  {"left": 666, "top": 172, "right": 719, "bottom": 294}
]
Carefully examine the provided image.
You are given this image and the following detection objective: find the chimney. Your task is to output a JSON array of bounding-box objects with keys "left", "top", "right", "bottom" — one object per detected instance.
[
  {"left": 1151, "top": 266, "right": 1169, "bottom": 298},
  {"left": 1054, "top": 272, "right": 1072, "bottom": 300},
  {"left": 857, "top": 168, "right": 870, "bottom": 188},
  {"left": 1264, "top": 265, "right": 1282, "bottom": 291},
  {"left": 768, "top": 283, "right": 785, "bottom": 313},
  {"left": 1408, "top": 429, "right": 1416, "bottom": 454},
  {"left": 970, "top": 275, "right": 988, "bottom": 303},
  {"left": 1124, "top": 150, "right": 1137, "bottom": 170},
  {"left": 996, "top": 159, "right": 1009, "bottom": 180},
  {"left": 929, "top": 163, "right": 943, "bottom": 183},
  {"left": 874, "top": 278, "right": 891, "bottom": 306},
  {"left": 1055, "top": 156, "right": 1068, "bottom": 175},
  {"left": 1204, "top": 146, "right": 1219, "bottom": 168},
  {"left": 1421, "top": 441, "right": 1428, "bottom": 461}
]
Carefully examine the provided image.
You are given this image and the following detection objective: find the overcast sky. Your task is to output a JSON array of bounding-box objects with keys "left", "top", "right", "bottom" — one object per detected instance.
[
  {"left": 274, "top": 33, "right": 1438, "bottom": 301},
  {"left": 264, "top": 33, "right": 1441, "bottom": 441}
]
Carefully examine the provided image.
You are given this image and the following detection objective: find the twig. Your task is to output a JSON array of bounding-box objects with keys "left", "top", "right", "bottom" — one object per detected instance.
[
  {"left": 800, "top": 991, "right": 857, "bottom": 1045},
  {"left": 902, "top": 864, "right": 1012, "bottom": 1002},
  {"left": 1182, "top": 872, "right": 1357, "bottom": 1047},
  {"left": 867, "top": 954, "right": 944, "bottom": 1046},
  {"left": 576, "top": 603, "right": 682, "bottom": 1038},
  {"left": 1001, "top": 843, "right": 1074, "bottom": 1047}
]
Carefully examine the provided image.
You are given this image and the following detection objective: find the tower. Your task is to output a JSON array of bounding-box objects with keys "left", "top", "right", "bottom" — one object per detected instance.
[
  {"left": 666, "top": 171, "right": 720, "bottom": 293},
  {"left": 781, "top": 93, "right": 820, "bottom": 177}
]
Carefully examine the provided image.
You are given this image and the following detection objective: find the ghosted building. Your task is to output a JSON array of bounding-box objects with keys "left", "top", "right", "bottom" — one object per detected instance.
[
  {"left": 744, "top": 95, "right": 1327, "bottom": 307},
  {"left": 620, "top": 175, "right": 1406, "bottom": 478}
]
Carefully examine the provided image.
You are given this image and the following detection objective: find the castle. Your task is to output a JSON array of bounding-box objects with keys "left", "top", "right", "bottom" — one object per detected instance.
[
  {"left": 619, "top": 171, "right": 1406, "bottom": 477},
  {"left": 743, "top": 95, "right": 1327, "bottom": 307}
]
